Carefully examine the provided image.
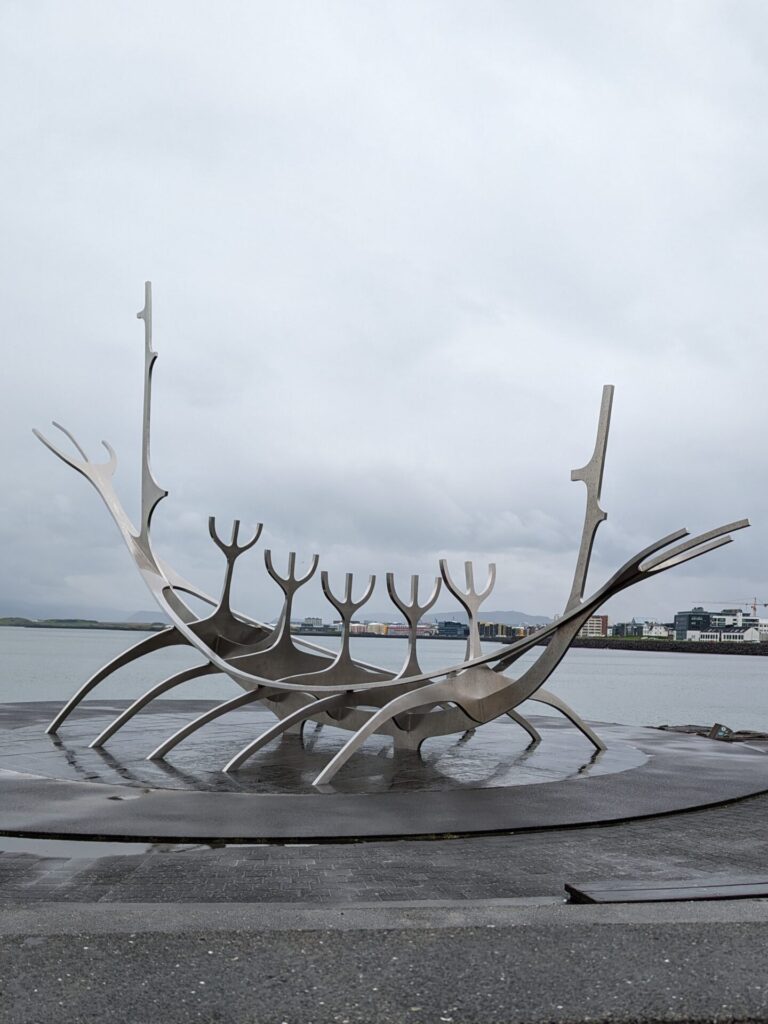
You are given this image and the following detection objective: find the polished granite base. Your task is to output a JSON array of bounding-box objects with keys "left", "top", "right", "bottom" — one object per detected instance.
[{"left": 0, "top": 702, "right": 765, "bottom": 841}]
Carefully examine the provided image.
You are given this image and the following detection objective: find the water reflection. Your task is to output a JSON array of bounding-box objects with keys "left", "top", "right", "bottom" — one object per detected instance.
[{"left": 0, "top": 705, "right": 644, "bottom": 795}]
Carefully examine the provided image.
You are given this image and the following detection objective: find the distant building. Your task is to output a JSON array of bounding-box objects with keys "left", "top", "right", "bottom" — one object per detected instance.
[
  {"left": 436, "top": 620, "right": 469, "bottom": 639},
  {"left": 644, "top": 623, "right": 672, "bottom": 639},
  {"left": 386, "top": 623, "right": 435, "bottom": 638},
  {"left": 675, "top": 607, "right": 762, "bottom": 641},
  {"left": 300, "top": 616, "right": 324, "bottom": 632},
  {"left": 578, "top": 615, "right": 608, "bottom": 638},
  {"left": 690, "top": 626, "right": 760, "bottom": 644},
  {"left": 674, "top": 607, "right": 711, "bottom": 641},
  {"left": 611, "top": 619, "right": 645, "bottom": 638},
  {"left": 710, "top": 609, "right": 759, "bottom": 629},
  {"left": 478, "top": 622, "right": 526, "bottom": 641}
]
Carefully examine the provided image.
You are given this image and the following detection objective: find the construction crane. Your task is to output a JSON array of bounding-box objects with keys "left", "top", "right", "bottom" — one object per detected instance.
[{"left": 694, "top": 599, "right": 768, "bottom": 616}]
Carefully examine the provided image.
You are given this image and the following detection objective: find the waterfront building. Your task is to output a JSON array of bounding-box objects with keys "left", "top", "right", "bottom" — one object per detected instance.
[
  {"left": 675, "top": 607, "right": 763, "bottom": 641},
  {"left": 386, "top": 623, "right": 436, "bottom": 638},
  {"left": 611, "top": 619, "right": 645, "bottom": 638},
  {"left": 478, "top": 622, "right": 526, "bottom": 641},
  {"left": 578, "top": 615, "right": 608, "bottom": 638},
  {"left": 644, "top": 623, "right": 673, "bottom": 639},
  {"left": 710, "top": 609, "right": 759, "bottom": 629},
  {"left": 674, "top": 607, "right": 711, "bottom": 641},
  {"left": 436, "top": 620, "right": 469, "bottom": 639},
  {"left": 687, "top": 626, "right": 761, "bottom": 644}
]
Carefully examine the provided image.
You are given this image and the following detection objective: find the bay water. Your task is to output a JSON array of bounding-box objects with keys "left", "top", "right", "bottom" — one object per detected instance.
[{"left": 2, "top": 626, "right": 767, "bottom": 732}]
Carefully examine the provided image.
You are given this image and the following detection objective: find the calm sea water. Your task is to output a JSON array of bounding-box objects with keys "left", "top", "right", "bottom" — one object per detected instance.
[{"left": 1, "top": 626, "right": 767, "bottom": 731}]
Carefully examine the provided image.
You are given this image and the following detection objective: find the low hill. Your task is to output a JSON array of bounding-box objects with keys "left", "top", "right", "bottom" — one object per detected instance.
[{"left": 362, "top": 609, "right": 552, "bottom": 627}]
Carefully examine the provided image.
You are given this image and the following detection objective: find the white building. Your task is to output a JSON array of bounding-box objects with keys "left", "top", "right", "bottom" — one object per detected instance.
[
  {"left": 688, "top": 626, "right": 761, "bottom": 643},
  {"left": 644, "top": 623, "right": 672, "bottom": 639}
]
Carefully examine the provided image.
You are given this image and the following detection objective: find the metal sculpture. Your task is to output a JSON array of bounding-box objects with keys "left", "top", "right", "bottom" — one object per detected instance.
[{"left": 34, "top": 283, "right": 750, "bottom": 787}]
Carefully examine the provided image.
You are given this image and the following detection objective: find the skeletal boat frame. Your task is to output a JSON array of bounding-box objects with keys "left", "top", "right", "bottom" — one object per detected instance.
[{"left": 34, "top": 283, "right": 749, "bottom": 786}]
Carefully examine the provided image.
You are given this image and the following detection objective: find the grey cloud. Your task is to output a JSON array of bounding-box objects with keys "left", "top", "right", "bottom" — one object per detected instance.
[{"left": 1, "top": 1, "right": 766, "bottom": 626}]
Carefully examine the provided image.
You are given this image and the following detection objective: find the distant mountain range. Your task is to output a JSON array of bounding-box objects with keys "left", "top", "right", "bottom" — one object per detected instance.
[
  {"left": 128, "top": 610, "right": 171, "bottom": 623},
  {"left": 364, "top": 609, "right": 553, "bottom": 627},
  {"left": 129, "top": 609, "right": 555, "bottom": 627},
  {"left": 1, "top": 606, "right": 551, "bottom": 629}
]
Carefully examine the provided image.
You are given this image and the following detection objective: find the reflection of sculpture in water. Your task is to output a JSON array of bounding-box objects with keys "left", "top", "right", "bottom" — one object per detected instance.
[
  {"left": 35, "top": 283, "right": 749, "bottom": 786},
  {"left": 25, "top": 711, "right": 628, "bottom": 795}
]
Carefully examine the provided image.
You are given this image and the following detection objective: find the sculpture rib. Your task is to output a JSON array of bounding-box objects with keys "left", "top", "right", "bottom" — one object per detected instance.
[
  {"left": 313, "top": 684, "right": 455, "bottom": 785},
  {"left": 89, "top": 663, "right": 219, "bottom": 749},
  {"left": 45, "top": 627, "right": 182, "bottom": 734},
  {"left": 147, "top": 687, "right": 290, "bottom": 761},
  {"left": 223, "top": 693, "right": 350, "bottom": 772}
]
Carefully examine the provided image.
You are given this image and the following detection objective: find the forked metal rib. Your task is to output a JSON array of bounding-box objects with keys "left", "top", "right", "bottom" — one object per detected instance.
[{"left": 439, "top": 560, "right": 496, "bottom": 659}]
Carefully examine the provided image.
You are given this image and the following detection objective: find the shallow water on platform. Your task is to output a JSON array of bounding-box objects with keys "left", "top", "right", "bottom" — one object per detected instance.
[
  {"left": 0, "top": 708, "right": 646, "bottom": 794},
  {"left": 1, "top": 626, "right": 767, "bottom": 731}
]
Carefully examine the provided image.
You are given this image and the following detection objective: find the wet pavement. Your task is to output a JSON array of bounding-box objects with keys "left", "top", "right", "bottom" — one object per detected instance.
[{"left": 2, "top": 701, "right": 768, "bottom": 1021}]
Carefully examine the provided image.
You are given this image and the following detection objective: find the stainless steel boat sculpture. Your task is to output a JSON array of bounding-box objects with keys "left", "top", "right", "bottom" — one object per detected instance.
[{"left": 35, "top": 283, "right": 749, "bottom": 786}]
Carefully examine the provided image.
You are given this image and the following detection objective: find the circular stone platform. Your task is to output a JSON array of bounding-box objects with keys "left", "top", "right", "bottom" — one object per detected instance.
[{"left": 0, "top": 701, "right": 765, "bottom": 842}]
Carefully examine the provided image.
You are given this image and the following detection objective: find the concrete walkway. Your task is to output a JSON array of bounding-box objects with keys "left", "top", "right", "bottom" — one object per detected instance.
[
  {"left": 2, "top": 898, "right": 768, "bottom": 1023},
  {"left": 3, "top": 791, "right": 768, "bottom": 1021}
]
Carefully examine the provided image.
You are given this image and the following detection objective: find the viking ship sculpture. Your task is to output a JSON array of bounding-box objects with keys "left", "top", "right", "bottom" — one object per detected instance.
[{"left": 34, "top": 284, "right": 749, "bottom": 786}]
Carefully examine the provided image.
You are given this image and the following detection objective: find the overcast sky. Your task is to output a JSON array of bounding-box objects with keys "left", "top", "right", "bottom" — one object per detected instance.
[{"left": 1, "top": 1, "right": 766, "bottom": 625}]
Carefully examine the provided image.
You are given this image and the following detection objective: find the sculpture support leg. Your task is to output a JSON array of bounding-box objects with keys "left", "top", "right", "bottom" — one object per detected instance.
[
  {"left": 530, "top": 689, "right": 606, "bottom": 751},
  {"left": 46, "top": 627, "right": 183, "bottom": 734},
  {"left": 224, "top": 693, "right": 348, "bottom": 772},
  {"left": 147, "top": 686, "right": 280, "bottom": 761},
  {"left": 89, "top": 663, "right": 218, "bottom": 749},
  {"left": 312, "top": 683, "right": 453, "bottom": 787},
  {"left": 507, "top": 710, "right": 541, "bottom": 745}
]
